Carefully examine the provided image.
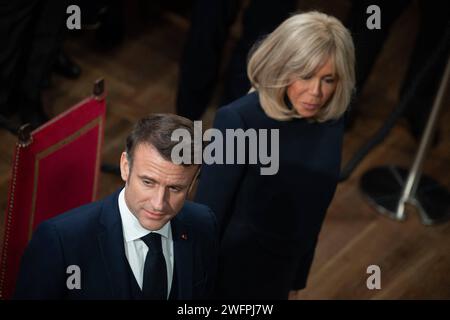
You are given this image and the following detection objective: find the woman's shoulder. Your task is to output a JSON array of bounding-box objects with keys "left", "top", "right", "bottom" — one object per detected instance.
[
  {"left": 316, "top": 114, "right": 346, "bottom": 130},
  {"left": 218, "top": 91, "right": 271, "bottom": 126},
  {"left": 220, "top": 91, "right": 260, "bottom": 113},
  {"left": 216, "top": 92, "right": 346, "bottom": 130}
]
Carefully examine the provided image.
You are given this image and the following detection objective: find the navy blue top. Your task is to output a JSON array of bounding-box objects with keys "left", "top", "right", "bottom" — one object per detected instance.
[{"left": 195, "top": 91, "right": 344, "bottom": 298}]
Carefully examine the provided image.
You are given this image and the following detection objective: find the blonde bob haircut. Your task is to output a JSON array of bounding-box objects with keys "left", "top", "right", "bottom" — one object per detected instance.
[{"left": 247, "top": 11, "right": 355, "bottom": 122}]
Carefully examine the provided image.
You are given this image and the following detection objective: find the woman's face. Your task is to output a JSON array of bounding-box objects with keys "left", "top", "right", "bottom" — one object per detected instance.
[{"left": 286, "top": 58, "right": 338, "bottom": 118}]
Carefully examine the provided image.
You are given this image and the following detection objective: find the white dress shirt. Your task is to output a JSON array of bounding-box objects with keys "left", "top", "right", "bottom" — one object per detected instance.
[{"left": 118, "top": 189, "right": 174, "bottom": 298}]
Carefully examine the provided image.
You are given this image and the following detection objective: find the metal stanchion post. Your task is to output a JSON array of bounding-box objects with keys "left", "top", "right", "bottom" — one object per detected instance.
[{"left": 360, "top": 55, "right": 450, "bottom": 225}]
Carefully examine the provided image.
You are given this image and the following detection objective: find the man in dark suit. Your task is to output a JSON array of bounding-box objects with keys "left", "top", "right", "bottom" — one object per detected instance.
[{"left": 14, "top": 114, "right": 218, "bottom": 300}]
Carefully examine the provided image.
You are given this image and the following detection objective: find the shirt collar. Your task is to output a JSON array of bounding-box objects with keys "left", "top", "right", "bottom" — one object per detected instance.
[{"left": 118, "top": 188, "right": 171, "bottom": 243}]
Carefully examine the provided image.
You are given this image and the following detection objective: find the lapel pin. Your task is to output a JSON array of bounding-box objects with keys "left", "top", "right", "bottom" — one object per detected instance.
[{"left": 181, "top": 233, "right": 188, "bottom": 240}]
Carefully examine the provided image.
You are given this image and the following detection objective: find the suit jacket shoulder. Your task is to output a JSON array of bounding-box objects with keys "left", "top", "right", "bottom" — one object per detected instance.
[{"left": 175, "top": 201, "right": 217, "bottom": 239}]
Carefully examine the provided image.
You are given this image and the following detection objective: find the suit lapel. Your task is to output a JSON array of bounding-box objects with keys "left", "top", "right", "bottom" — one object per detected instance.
[
  {"left": 171, "top": 212, "right": 194, "bottom": 299},
  {"left": 95, "top": 189, "right": 195, "bottom": 300},
  {"left": 97, "top": 188, "right": 132, "bottom": 299}
]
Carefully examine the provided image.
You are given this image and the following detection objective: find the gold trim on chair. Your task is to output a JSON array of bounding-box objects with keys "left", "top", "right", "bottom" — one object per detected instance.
[{"left": 28, "top": 117, "right": 103, "bottom": 240}]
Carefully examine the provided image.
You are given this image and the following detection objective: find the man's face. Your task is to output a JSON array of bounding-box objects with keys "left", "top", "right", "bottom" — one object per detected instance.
[{"left": 120, "top": 143, "right": 198, "bottom": 231}]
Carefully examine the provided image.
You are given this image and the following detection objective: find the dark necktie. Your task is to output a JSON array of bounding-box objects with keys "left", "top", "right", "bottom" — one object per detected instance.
[{"left": 141, "top": 232, "right": 168, "bottom": 300}]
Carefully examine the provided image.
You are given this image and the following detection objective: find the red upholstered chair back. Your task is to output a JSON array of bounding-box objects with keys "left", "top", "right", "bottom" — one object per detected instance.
[{"left": 0, "top": 80, "right": 106, "bottom": 299}]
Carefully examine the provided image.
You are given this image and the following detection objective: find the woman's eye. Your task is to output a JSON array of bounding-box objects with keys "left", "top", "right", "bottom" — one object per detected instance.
[{"left": 324, "top": 78, "right": 335, "bottom": 84}]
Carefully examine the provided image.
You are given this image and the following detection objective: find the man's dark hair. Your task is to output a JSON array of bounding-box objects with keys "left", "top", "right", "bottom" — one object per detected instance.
[{"left": 125, "top": 113, "right": 199, "bottom": 168}]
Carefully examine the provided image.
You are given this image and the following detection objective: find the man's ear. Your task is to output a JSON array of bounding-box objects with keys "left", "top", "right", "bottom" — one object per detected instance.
[{"left": 120, "top": 152, "right": 130, "bottom": 183}]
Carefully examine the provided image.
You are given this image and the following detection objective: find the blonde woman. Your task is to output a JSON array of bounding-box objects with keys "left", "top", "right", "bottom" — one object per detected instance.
[{"left": 195, "top": 11, "right": 355, "bottom": 299}]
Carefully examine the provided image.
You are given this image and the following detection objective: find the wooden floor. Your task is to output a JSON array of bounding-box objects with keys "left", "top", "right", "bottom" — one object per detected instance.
[{"left": 0, "top": 1, "right": 449, "bottom": 299}]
